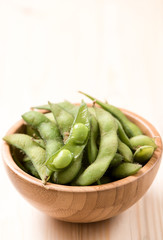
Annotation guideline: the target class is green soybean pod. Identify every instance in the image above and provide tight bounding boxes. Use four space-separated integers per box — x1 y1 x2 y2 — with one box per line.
49 102 98 165
3 134 50 182
111 163 142 179
52 153 83 184
133 145 154 164
46 101 90 171
26 112 56 140
52 149 73 170
45 112 55 123
26 125 40 138
75 107 118 186
87 109 99 164
22 155 40 178
22 111 63 160
109 153 124 168
58 101 79 116
118 138 133 162
130 135 157 150
115 119 132 148
79 91 142 137
32 138 45 149
32 101 79 116
48 102 74 140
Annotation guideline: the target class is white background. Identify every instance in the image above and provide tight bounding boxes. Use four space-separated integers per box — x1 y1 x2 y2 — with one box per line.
0 0 163 239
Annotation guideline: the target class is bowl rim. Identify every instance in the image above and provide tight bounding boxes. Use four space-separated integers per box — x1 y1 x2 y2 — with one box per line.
1 105 162 193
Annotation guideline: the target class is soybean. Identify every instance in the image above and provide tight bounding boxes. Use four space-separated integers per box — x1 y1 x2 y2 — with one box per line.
26 125 40 138
133 145 154 164
58 101 79 116
79 91 142 137
32 138 45 149
33 101 79 116
4 96 157 186
111 163 142 179
118 138 133 162
45 112 55 123
46 101 90 171
75 107 118 186
3 134 50 182
49 102 74 141
22 111 63 160
130 135 157 150
52 154 83 184
115 119 132 148
87 108 99 164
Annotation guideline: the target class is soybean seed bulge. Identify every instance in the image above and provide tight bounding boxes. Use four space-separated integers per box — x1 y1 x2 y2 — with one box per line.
133 146 155 164
53 149 73 169
71 123 89 144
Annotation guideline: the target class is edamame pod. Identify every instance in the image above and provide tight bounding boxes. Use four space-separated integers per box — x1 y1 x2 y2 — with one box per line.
111 163 142 179
22 155 40 178
32 101 79 116
48 102 74 141
52 149 73 170
46 101 90 171
133 145 154 164
3 134 50 182
45 112 55 123
52 153 83 184
87 111 99 164
49 102 98 164
58 101 79 116
26 126 46 148
115 119 132 148
22 111 63 160
118 138 133 162
32 138 45 149
75 107 118 186
79 91 142 137
26 125 40 138
130 135 157 150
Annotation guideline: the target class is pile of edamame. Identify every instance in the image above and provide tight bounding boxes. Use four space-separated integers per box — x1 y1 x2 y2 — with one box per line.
3 92 157 186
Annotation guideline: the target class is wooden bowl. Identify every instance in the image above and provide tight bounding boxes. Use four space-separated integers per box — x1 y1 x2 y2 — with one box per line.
1 107 162 223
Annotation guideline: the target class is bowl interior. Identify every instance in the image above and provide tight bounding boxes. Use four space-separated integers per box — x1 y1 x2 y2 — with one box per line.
2 106 162 193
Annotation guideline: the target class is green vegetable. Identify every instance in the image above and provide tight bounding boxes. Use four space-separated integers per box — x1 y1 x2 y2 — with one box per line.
49 102 74 140
4 95 156 186
111 163 142 179
118 138 133 162
3 134 50 183
133 145 154 164
130 135 157 149
22 111 63 160
79 91 142 137
46 101 90 172
75 107 118 186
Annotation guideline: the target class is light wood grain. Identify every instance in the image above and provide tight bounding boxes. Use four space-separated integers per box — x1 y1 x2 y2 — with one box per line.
0 0 163 238
2 108 162 223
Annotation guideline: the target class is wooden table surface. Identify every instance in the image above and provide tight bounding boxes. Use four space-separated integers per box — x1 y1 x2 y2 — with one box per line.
0 1 163 239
